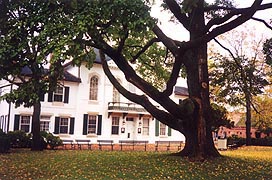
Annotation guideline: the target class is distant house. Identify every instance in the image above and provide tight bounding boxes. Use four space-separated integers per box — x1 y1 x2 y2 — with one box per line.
217 111 271 138
0 54 187 144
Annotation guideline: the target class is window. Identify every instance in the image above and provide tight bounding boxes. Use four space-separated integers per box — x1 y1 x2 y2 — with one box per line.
160 122 166 136
142 118 149 135
111 117 120 135
40 116 50 132
89 76 98 100
112 79 121 102
59 117 69 134
53 86 63 102
20 116 31 133
88 115 97 134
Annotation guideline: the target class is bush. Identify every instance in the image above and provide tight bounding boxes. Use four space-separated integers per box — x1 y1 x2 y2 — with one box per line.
0 130 11 153
252 137 272 146
7 130 31 148
40 131 63 150
227 135 246 147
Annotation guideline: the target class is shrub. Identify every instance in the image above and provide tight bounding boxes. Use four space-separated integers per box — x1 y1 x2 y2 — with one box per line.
40 131 63 150
7 130 31 148
252 137 272 146
227 135 246 147
0 129 11 153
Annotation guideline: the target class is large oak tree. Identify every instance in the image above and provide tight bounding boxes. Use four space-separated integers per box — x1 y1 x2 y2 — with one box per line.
68 0 272 160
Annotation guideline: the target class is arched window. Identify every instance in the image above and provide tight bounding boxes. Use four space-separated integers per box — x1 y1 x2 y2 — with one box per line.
112 79 121 102
89 76 98 100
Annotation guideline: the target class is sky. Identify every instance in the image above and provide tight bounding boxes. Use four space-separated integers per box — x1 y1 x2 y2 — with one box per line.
150 0 272 41
150 0 272 87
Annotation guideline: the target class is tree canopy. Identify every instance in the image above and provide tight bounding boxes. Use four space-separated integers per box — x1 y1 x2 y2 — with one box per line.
0 0 94 150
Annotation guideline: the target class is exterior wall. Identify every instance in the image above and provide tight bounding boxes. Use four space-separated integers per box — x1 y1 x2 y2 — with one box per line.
0 62 186 144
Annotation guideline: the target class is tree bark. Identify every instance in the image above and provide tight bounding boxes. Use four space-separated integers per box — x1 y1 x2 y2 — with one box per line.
31 101 43 151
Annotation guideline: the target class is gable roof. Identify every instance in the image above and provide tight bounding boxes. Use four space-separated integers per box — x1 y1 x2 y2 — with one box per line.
174 86 189 96
21 66 81 83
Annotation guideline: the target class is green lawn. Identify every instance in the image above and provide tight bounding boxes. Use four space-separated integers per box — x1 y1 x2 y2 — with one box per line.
0 146 271 180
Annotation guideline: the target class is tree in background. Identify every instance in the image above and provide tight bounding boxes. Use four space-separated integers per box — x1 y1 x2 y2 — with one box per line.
251 95 272 136
209 29 271 145
0 1 93 150
66 0 272 160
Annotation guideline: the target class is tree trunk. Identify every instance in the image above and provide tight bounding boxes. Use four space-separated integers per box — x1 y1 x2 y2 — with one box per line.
31 101 43 151
174 43 221 160
245 94 252 145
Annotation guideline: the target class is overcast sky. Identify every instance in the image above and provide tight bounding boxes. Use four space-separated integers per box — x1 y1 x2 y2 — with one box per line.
151 0 272 41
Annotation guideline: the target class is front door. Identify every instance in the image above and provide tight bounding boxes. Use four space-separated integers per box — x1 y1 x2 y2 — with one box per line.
126 117 135 139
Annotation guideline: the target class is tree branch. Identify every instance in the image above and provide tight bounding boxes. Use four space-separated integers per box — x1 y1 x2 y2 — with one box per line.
152 25 180 56
117 24 129 54
205 1 272 33
130 38 160 63
205 0 263 44
164 0 190 30
100 49 180 129
251 17 272 30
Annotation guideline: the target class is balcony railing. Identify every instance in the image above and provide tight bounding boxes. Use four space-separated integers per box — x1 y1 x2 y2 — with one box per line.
108 102 147 113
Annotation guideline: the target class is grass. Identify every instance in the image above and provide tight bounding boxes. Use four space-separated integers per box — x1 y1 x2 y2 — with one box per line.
0 146 271 180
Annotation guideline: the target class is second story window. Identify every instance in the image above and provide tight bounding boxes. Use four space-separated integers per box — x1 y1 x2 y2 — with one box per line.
48 86 70 104
112 78 121 102
89 76 98 100
53 86 63 102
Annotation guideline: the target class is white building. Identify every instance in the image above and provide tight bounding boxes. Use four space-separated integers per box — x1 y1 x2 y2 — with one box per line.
0 54 187 144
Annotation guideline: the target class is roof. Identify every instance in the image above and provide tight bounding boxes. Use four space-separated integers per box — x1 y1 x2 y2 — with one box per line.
63 48 112 68
93 48 112 64
174 86 189 96
21 66 81 83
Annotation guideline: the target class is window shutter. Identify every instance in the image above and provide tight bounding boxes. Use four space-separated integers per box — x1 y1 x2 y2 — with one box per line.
97 115 102 135
14 115 20 131
69 117 75 134
64 87 70 103
54 117 60 134
168 126 172 136
155 119 159 136
48 92 53 102
83 114 88 135
40 93 45 102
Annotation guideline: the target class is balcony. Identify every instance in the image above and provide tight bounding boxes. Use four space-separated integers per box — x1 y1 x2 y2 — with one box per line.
108 102 147 113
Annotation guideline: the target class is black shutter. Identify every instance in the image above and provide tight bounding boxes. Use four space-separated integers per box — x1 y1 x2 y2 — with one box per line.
48 92 53 102
14 115 20 131
168 127 172 136
97 115 102 135
69 117 75 134
155 119 159 136
40 93 45 102
54 117 60 134
83 114 88 135
64 87 69 103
